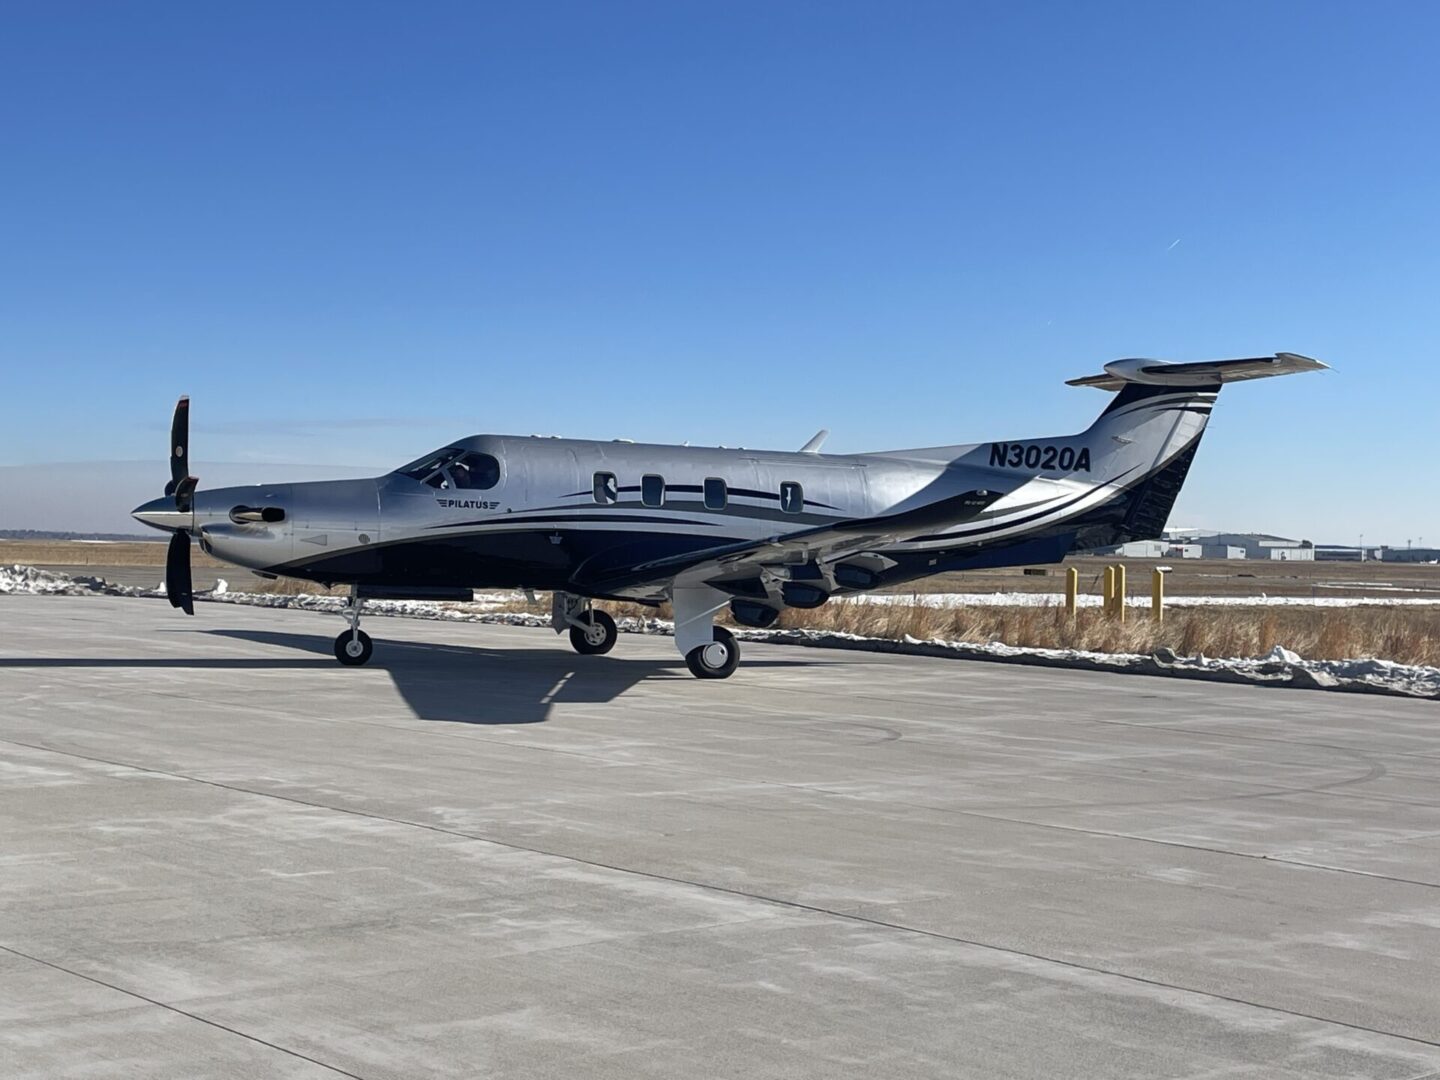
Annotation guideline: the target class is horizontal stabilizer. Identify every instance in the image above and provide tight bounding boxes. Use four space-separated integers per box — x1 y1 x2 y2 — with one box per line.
1067 353 1328 391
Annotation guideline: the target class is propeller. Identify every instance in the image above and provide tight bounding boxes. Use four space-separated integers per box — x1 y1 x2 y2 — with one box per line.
165 530 194 616
164 396 198 615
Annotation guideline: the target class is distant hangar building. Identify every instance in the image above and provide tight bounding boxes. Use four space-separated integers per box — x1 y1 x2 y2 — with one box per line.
1188 533 1315 561
1100 533 1315 560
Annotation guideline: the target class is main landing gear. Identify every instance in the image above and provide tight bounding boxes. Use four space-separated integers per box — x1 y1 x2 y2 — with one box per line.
684 625 739 679
673 583 740 680
334 588 374 666
554 588 740 678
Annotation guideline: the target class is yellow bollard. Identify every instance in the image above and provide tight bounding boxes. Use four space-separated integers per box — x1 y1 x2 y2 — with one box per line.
1114 563 1127 623
1065 566 1079 621
1102 565 1115 618
1152 567 1164 623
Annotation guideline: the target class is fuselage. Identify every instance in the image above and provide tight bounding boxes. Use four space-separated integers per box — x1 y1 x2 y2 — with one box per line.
135 431 1112 599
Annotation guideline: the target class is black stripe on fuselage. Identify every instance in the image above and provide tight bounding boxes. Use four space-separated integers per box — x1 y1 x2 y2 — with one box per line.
558 484 839 510
425 500 844 530
428 512 726 531
902 461 1145 545
267 526 751 593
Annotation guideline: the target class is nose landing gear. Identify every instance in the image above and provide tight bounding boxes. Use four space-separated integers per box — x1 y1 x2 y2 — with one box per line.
554 593 618 655
334 588 374 666
569 610 618 655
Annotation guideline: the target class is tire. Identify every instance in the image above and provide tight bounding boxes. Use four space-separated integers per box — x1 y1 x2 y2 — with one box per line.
569 610 617 655
334 629 374 666
684 626 739 679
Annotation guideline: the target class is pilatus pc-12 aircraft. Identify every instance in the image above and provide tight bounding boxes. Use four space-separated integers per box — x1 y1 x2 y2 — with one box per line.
133 353 1325 678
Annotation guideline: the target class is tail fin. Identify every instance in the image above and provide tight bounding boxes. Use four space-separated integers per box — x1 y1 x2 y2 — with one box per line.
1066 353 1327 546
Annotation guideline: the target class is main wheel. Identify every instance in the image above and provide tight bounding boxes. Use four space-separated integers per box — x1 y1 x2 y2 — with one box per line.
684 626 739 679
334 629 374 666
569 610 618 655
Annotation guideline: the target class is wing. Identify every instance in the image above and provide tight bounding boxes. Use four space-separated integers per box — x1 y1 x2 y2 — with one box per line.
573 488 1004 597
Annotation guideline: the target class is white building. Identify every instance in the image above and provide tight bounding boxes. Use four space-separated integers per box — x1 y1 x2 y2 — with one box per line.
1090 532 1314 560
1188 533 1314 561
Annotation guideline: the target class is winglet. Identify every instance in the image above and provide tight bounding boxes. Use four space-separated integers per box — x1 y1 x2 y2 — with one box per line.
799 429 829 453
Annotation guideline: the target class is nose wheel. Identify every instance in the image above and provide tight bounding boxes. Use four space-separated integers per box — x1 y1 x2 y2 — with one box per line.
334 588 374 665
334 628 374 666
569 610 618 655
685 626 739 679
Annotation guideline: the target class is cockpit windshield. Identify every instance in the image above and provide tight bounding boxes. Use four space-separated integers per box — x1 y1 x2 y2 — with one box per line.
394 447 501 491
396 447 465 480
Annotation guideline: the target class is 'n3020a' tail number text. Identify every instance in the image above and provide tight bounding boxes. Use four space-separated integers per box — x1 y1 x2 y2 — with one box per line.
989 443 1091 472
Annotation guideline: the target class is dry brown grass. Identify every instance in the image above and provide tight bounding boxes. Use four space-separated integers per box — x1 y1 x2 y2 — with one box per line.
1 539 227 569
480 591 1440 667
249 577 351 596
774 601 1440 667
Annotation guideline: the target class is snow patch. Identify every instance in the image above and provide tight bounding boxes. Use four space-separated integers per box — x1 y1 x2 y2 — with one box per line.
852 592 1440 609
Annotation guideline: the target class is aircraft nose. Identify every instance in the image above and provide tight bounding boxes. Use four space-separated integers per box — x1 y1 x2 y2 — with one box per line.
131 496 193 533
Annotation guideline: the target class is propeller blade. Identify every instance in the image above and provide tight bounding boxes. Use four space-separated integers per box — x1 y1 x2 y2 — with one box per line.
165 396 190 496
165 531 194 616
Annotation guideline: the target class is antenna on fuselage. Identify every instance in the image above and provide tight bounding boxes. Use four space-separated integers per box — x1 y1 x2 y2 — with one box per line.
799 429 829 453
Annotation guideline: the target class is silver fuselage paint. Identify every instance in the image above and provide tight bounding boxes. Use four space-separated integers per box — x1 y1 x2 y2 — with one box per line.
162 386 1209 597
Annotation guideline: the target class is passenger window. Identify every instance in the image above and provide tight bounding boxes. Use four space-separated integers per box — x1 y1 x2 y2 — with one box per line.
703 477 727 510
449 453 500 490
641 474 665 507
780 481 803 513
593 471 618 505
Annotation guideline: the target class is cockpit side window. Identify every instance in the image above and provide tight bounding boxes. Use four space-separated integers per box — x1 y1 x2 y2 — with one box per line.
448 453 501 490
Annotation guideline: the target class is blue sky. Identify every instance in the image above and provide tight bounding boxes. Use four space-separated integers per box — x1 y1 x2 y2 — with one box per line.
1 1 1436 544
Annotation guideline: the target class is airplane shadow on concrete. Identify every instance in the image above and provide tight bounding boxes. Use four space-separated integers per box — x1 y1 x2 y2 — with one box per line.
0 627 810 725
203 628 812 725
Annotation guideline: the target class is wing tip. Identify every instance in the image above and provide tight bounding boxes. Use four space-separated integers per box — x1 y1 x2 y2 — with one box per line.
1275 352 1331 372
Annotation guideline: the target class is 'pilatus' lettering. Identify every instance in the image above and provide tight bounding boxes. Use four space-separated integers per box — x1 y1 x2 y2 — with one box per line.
436 498 500 510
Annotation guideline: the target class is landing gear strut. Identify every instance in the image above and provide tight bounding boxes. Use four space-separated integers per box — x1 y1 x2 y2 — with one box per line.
673 583 740 679
334 587 374 666
554 593 618 655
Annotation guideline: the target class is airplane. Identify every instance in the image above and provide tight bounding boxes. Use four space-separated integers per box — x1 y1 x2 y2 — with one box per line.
132 352 1326 679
